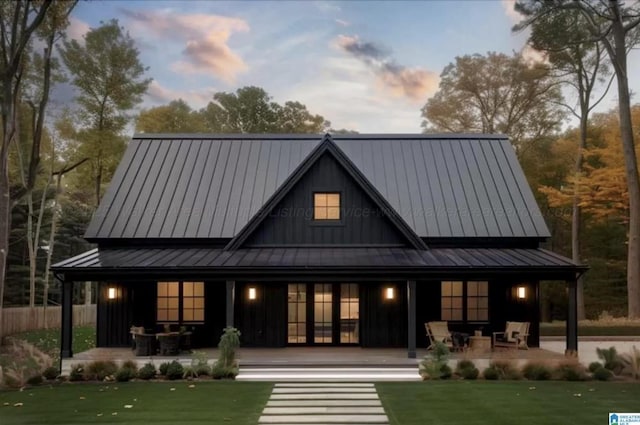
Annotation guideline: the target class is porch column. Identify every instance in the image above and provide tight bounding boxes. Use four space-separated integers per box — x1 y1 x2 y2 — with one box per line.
407 280 416 359
60 276 73 359
566 278 578 355
226 280 235 327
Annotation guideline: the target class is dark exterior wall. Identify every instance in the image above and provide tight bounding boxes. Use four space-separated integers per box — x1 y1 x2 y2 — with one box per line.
97 282 133 347
360 283 407 347
414 279 540 349
245 154 407 247
235 282 287 347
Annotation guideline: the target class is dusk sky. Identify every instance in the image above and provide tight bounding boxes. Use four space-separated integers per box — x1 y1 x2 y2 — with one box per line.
65 0 640 133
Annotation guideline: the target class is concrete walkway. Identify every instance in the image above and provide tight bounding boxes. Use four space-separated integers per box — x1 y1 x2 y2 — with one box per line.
259 383 389 424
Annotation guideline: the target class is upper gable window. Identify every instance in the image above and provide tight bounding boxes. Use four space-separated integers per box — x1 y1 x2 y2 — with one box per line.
314 193 340 220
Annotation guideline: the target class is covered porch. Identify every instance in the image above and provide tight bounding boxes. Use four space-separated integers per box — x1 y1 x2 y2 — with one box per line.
52 247 587 361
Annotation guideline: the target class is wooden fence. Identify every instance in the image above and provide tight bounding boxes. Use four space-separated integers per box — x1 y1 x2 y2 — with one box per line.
0 305 96 338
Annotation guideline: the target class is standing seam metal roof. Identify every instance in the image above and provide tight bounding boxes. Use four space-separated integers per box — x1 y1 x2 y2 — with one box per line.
84 134 550 240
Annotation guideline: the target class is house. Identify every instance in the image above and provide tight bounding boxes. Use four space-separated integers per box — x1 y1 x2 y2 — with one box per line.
52 133 585 358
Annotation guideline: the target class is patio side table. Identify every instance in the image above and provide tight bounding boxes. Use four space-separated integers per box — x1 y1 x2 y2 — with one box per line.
469 336 491 353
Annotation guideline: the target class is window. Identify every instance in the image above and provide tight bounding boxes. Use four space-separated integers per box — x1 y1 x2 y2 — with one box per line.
157 281 204 323
314 193 340 220
288 284 307 344
441 280 488 322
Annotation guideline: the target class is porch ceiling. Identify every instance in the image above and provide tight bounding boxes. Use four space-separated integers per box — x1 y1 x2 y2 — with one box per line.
52 247 585 280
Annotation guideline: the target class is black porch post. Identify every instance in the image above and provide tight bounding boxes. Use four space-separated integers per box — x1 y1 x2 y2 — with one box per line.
566 278 578 355
60 276 73 359
226 280 235 327
407 280 417 359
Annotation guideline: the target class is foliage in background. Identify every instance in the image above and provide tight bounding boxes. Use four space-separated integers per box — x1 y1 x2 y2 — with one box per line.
419 341 451 380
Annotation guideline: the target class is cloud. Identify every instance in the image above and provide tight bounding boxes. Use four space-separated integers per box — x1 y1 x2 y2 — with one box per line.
502 0 524 24
335 35 439 102
335 19 350 27
121 9 249 83
145 81 217 108
67 16 90 41
314 1 341 13
521 44 548 65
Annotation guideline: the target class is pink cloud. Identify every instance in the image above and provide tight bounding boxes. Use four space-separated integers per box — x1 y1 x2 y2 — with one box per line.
121 9 249 83
335 35 438 102
67 16 90 41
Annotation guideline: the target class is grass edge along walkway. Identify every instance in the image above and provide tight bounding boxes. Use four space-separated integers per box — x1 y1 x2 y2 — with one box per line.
377 381 640 425
0 381 272 425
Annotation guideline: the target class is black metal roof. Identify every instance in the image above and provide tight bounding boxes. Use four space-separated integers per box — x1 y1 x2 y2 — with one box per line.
84 133 550 241
52 247 583 279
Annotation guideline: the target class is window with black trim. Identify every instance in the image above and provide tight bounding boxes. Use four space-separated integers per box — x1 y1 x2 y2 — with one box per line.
314 192 340 220
157 281 204 324
441 280 488 322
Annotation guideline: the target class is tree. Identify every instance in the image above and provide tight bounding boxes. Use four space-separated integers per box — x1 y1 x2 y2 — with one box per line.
136 99 206 133
0 0 55 334
200 86 330 133
60 19 151 206
515 1 613 320
515 1 640 318
421 52 565 153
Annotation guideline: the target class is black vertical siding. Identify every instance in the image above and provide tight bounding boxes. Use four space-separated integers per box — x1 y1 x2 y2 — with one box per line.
360 283 407 347
97 282 133 347
235 282 287 347
204 282 227 347
244 154 408 246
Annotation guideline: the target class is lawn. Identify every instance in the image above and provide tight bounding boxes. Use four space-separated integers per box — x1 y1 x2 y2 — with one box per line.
5 326 96 363
377 381 640 425
0 381 272 425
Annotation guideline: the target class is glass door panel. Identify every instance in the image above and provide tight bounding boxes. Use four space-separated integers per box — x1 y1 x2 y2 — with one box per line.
340 283 359 343
314 284 332 343
287 284 306 343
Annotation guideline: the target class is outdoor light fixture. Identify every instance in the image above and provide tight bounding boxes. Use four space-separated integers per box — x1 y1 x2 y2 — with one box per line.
108 287 116 300
248 287 257 300
517 286 526 300
385 287 395 300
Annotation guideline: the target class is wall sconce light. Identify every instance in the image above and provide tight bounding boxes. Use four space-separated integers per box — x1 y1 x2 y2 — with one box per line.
248 287 257 301
385 287 395 300
517 286 526 300
108 287 116 300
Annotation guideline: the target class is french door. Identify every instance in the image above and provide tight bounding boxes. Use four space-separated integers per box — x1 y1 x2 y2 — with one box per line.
287 283 359 345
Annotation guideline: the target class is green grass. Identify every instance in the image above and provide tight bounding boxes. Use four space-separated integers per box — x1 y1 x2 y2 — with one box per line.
7 326 96 362
0 382 272 424
377 381 640 425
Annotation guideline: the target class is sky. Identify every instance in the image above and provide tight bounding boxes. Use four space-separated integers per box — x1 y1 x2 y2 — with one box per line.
63 0 640 134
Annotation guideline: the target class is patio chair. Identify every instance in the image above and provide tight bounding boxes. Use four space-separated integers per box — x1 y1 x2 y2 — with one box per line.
492 321 530 350
425 321 454 351
130 326 156 356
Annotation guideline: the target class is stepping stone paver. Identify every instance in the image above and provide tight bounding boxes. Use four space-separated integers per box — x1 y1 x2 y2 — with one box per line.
259 382 389 425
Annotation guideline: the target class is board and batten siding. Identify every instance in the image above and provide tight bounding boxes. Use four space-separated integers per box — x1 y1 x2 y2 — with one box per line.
244 153 408 247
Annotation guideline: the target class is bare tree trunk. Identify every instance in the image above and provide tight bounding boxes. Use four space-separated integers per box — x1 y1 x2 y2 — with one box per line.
42 174 62 326
27 191 36 308
610 16 640 318
573 115 588 320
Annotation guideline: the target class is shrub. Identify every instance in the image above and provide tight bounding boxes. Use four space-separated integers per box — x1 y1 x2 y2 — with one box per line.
121 360 138 373
0 339 54 389
588 362 603 373
115 367 136 382
621 346 640 380
483 366 499 380
555 361 587 381
490 360 521 380
182 366 197 380
455 360 479 380
592 366 613 381
42 366 58 380
85 360 118 381
211 364 239 379
522 362 552 381
596 347 624 375
419 342 450 380
158 362 170 376
217 327 241 369
69 364 85 382
137 363 156 380
195 364 211 377
26 375 44 386
165 360 184 380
